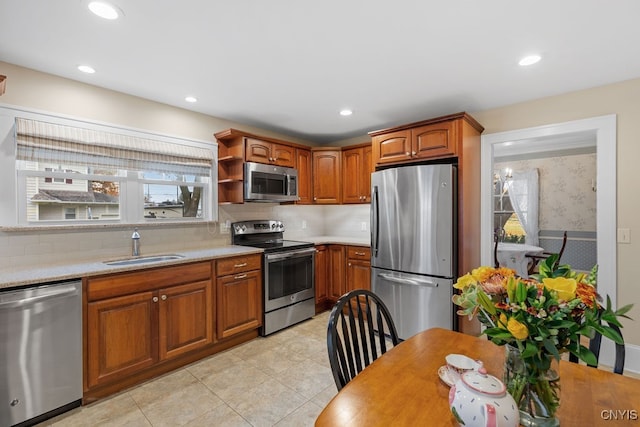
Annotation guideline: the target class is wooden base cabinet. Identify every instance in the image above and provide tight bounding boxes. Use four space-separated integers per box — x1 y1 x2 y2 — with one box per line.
346 246 371 292
314 245 329 313
86 291 157 389
84 257 262 403
328 245 346 300
215 254 262 339
159 281 213 360
85 262 214 390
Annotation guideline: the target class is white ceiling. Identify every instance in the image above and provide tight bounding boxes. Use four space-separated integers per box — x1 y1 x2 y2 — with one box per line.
1 1 640 144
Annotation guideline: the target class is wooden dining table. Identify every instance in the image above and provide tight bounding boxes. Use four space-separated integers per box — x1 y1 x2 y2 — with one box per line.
315 328 640 426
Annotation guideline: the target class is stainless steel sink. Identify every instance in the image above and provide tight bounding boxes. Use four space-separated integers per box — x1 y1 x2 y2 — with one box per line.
103 254 186 266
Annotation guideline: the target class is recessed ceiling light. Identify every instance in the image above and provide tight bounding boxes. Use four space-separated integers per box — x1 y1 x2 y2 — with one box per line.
339 109 353 116
88 1 121 20
185 96 198 103
519 55 541 66
77 65 96 74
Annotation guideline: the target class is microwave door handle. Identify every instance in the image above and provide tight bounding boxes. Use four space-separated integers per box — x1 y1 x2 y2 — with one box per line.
286 174 292 196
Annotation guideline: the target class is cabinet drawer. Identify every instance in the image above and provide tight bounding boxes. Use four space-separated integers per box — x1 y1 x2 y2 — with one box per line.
216 254 262 276
347 246 371 260
87 261 212 301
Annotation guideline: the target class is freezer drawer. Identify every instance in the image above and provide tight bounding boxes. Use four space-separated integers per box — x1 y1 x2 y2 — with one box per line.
372 268 453 340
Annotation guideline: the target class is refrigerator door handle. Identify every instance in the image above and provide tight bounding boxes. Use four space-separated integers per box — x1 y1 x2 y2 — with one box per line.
377 273 439 288
372 185 379 256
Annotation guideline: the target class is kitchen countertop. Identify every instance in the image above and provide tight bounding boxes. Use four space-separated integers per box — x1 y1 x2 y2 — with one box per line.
0 236 370 291
0 246 263 290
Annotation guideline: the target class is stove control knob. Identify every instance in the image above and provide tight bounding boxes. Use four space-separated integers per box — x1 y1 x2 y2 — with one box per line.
271 223 276 229
241 225 246 231
279 223 284 229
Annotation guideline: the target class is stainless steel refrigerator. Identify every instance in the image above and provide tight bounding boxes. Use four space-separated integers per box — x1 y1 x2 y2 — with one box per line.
371 164 455 340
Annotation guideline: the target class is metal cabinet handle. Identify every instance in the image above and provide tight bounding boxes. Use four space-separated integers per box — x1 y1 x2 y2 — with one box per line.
355 251 366 256
234 274 248 280
234 262 248 268
314 197 317 201
152 296 159 303
348 262 352 266
412 151 417 156
405 151 410 156
161 295 167 301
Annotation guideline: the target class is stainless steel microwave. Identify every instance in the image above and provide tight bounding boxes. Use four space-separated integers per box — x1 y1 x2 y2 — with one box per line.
244 162 299 202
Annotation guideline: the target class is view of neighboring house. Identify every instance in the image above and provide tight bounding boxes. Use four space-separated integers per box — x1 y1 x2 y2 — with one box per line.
26 163 120 221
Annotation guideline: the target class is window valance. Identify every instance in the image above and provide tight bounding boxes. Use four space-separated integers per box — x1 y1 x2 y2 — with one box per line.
15 117 213 176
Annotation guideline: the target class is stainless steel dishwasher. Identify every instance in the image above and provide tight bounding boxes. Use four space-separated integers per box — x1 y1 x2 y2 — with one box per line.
1 280 82 426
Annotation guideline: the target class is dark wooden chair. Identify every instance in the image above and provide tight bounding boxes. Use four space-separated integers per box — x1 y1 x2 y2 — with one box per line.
569 317 626 374
327 289 401 391
526 231 568 275
493 231 500 268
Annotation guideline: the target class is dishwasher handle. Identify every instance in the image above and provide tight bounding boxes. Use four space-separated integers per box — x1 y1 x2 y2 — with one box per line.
0 284 80 309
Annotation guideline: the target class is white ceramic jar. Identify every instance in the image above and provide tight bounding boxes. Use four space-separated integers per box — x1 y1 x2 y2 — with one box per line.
448 367 519 427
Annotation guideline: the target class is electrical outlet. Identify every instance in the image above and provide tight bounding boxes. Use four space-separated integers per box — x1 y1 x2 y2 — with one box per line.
617 228 630 243
361 221 367 231
302 220 307 229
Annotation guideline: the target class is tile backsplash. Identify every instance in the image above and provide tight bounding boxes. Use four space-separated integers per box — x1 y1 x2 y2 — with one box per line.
0 204 371 270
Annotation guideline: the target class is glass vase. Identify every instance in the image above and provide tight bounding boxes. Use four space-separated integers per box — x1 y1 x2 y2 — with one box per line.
503 345 561 427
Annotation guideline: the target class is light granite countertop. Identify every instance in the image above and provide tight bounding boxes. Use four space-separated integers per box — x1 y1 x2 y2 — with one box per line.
0 246 263 290
0 236 370 291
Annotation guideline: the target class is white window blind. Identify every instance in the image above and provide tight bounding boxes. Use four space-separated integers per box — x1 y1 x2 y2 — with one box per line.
15 117 213 176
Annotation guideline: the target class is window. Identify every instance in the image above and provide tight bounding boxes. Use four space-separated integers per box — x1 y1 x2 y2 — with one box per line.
493 168 539 246
11 113 216 226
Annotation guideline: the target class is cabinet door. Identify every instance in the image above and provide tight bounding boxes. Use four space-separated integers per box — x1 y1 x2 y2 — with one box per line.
362 145 373 203
272 143 296 167
158 280 213 360
312 150 341 204
346 246 371 291
341 147 363 204
412 121 456 159
296 148 313 204
216 270 262 339
245 137 273 164
328 245 346 300
346 258 371 292
371 130 412 166
87 291 157 388
314 245 328 308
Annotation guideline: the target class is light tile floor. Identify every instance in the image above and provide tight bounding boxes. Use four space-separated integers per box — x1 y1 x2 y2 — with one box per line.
41 311 337 427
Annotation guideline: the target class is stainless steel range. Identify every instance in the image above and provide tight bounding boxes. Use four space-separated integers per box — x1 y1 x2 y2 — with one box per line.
231 220 315 336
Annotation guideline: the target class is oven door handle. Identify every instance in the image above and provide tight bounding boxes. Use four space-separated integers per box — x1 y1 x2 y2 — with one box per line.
265 247 316 261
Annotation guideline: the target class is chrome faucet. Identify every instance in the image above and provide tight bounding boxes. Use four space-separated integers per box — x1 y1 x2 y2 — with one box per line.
132 228 141 256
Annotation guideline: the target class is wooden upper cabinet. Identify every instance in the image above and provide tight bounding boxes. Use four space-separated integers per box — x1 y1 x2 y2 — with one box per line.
296 148 312 204
371 130 412 165
342 144 372 204
369 112 482 168
245 137 295 167
412 120 456 159
312 149 341 204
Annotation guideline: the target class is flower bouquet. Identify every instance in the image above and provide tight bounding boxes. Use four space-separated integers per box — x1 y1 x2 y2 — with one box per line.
452 254 633 426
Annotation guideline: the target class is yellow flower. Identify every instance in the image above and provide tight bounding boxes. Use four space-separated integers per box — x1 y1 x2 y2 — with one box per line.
543 277 577 301
498 313 508 329
453 273 477 290
507 317 529 339
472 266 494 282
